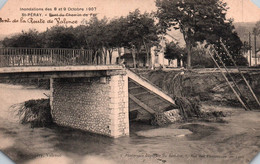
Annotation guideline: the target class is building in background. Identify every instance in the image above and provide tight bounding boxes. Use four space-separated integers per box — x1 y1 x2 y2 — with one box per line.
118 39 182 69
244 50 260 66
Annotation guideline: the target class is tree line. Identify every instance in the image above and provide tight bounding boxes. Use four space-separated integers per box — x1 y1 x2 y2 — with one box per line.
3 0 251 68
3 9 159 67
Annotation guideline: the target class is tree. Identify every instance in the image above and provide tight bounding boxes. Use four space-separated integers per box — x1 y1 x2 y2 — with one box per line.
123 9 159 68
3 29 43 48
253 20 260 54
191 44 215 68
213 22 248 66
45 26 79 48
73 16 128 64
86 16 109 64
253 20 260 36
105 17 128 64
156 0 230 68
72 25 89 49
165 41 186 67
74 16 111 64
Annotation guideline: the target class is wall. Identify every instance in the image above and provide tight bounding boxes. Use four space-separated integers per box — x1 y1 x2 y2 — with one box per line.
50 73 129 138
245 51 260 66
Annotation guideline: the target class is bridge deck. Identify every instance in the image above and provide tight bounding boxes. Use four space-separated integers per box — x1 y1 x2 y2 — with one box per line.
0 65 125 78
0 65 123 73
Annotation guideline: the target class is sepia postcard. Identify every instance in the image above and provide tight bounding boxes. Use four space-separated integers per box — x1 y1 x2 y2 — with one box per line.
0 0 260 164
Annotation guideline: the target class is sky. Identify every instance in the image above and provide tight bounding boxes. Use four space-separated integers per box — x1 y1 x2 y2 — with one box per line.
0 0 260 36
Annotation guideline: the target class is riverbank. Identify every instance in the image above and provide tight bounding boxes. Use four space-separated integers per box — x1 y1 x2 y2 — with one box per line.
138 69 260 109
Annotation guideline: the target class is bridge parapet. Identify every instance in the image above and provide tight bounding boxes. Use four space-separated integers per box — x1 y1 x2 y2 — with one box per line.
0 47 108 67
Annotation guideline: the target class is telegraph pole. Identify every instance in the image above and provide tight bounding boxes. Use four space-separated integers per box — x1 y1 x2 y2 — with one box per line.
255 32 257 66
249 32 251 66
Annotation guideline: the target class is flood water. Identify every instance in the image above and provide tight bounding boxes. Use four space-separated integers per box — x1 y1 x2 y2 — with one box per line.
0 83 260 164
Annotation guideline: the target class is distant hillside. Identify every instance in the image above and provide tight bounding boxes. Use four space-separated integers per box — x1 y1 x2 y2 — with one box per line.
166 22 260 50
233 22 260 49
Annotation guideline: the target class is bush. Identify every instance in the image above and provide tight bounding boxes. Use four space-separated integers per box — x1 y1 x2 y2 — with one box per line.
16 99 53 127
174 96 202 120
191 48 215 68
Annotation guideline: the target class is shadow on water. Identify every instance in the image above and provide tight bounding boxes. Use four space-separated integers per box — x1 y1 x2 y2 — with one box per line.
1 123 116 163
48 124 115 155
48 121 157 155
14 121 157 163
179 123 218 140
129 121 157 135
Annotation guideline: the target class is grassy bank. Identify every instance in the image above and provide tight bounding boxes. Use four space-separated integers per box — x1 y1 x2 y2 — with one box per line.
141 70 260 109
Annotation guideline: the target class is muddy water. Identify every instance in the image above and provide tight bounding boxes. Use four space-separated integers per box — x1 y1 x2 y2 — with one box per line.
0 83 260 164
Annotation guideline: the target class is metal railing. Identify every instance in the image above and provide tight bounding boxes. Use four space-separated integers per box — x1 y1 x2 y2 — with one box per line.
0 47 106 67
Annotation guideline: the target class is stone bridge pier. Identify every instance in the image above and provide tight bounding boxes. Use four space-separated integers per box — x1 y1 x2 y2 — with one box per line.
49 70 129 138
